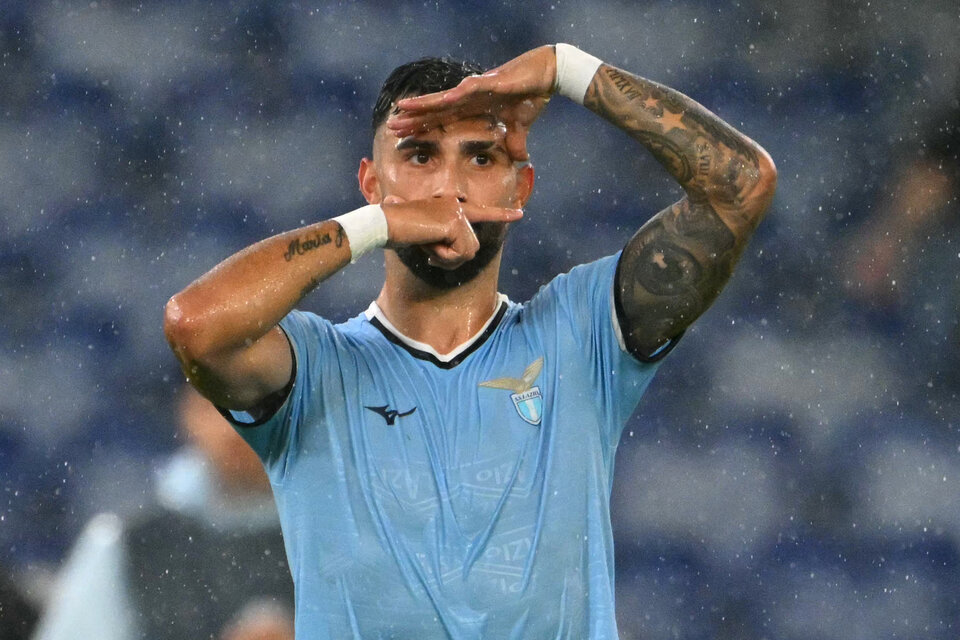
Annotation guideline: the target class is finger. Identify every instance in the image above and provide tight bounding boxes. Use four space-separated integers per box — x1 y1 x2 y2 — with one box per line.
397 75 485 112
505 127 530 162
439 75 500 104
386 114 436 133
426 244 469 270
461 205 523 224
449 71 522 100
396 87 462 113
386 113 447 137
449 228 480 262
390 102 474 128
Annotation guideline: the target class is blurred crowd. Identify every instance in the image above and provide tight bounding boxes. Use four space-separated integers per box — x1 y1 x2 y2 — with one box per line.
1 0 958 638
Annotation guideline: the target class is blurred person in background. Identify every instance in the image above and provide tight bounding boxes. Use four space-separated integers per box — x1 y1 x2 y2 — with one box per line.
33 385 293 640
843 97 960 411
165 44 775 638
0 563 38 640
219 599 295 640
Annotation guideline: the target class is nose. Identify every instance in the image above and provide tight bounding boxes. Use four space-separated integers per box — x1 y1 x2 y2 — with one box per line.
431 164 466 202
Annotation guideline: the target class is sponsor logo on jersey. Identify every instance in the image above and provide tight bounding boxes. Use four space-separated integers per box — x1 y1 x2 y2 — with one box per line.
365 405 416 425
479 357 545 426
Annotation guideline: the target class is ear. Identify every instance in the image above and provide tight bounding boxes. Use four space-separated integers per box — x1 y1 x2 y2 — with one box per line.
358 157 381 204
515 163 535 208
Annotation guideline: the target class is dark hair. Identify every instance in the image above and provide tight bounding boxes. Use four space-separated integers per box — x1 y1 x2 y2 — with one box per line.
371 57 484 134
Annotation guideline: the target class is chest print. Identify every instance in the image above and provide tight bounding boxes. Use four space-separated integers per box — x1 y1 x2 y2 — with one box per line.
479 357 545 426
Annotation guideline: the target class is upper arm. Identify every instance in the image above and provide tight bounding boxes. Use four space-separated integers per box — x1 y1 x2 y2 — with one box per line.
581 60 778 356
164 300 294 412
615 196 742 357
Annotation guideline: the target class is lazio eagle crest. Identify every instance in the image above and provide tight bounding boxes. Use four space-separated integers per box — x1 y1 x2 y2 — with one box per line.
479 357 544 426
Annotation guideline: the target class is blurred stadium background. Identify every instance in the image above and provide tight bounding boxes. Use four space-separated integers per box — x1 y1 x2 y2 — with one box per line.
2 0 959 637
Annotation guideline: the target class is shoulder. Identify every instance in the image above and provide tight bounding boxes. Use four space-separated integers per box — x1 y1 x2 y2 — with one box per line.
504 254 623 352
523 253 621 312
280 306 376 348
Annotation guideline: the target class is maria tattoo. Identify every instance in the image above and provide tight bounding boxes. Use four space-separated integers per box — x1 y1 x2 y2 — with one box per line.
282 227 345 262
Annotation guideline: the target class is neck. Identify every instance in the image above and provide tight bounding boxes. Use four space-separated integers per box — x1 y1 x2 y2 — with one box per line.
375 251 503 355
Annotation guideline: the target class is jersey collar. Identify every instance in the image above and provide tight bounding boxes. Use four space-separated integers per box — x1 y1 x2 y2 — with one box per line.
365 294 509 369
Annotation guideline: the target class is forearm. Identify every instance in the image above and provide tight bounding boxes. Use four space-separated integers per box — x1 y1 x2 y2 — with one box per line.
558 49 776 354
581 63 776 228
164 220 350 362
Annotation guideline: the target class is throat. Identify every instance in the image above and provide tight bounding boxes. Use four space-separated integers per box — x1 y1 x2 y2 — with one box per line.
368 292 508 363
377 251 505 356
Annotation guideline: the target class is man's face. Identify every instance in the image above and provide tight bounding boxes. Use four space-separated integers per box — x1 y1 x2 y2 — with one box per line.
362 115 532 288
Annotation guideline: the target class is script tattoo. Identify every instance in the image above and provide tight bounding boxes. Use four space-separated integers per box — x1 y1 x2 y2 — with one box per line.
583 63 771 355
282 227 345 262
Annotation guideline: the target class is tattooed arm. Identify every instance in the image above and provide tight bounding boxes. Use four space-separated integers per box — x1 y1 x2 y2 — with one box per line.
390 46 776 358
583 66 777 357
163 219 350 412
165 198 520 411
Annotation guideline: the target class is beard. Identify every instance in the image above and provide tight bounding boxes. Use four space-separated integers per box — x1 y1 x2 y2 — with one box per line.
394 222 507 290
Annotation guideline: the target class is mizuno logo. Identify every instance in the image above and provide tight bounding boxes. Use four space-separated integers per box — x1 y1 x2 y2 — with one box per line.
365 405 417 426
479 357 545 426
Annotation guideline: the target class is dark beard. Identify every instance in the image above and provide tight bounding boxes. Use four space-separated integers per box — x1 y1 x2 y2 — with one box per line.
394 222 506 290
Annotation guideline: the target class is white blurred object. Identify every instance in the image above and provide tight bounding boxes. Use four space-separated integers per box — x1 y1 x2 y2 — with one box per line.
712 330 896 454
613 441 782 563
765 559 941 640
853 435 960 542
0 121 98 239
32 512 134 640
37 2 218 108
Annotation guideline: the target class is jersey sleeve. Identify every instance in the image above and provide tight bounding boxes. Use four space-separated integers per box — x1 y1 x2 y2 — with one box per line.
526 252 676 442
221 309 338 483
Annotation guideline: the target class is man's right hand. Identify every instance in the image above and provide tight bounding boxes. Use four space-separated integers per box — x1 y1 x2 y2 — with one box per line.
381 195 522 269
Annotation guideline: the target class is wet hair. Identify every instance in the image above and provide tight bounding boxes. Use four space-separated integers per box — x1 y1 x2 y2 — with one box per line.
371 57 484 134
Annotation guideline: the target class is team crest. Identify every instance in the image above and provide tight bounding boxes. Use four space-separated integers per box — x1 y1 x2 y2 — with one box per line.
479 357 545 426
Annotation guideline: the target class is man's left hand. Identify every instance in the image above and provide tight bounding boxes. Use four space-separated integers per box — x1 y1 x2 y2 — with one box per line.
387 45 557 162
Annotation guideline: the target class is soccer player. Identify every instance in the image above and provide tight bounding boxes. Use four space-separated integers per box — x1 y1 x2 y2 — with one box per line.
165 44 776 639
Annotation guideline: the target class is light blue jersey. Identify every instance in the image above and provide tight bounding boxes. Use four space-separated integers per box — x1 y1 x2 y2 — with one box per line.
227 253 672 639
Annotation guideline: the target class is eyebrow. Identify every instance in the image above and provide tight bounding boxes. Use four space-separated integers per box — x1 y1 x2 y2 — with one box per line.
395 138 438 153
461 140 498 154
395 138 506 156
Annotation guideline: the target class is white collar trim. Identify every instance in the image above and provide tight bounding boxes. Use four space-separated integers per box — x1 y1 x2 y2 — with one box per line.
364 293 509 363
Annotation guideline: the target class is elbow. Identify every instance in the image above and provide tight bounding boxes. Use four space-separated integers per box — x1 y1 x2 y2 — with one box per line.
737 146 777 225
163 295 207 365
755 147 778 200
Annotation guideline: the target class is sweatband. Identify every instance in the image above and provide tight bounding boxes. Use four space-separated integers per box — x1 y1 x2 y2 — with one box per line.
332 204 388 263
554 43 603 105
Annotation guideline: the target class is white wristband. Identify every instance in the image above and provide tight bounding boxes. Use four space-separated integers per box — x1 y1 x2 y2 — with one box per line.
332 204 388 263
554 43 603 105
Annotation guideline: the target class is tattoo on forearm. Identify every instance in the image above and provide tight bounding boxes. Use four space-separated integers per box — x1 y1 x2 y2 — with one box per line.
634 131 693 184
605 68 645 103
585 65 764 211
299 276 321 300
604 68 687 115
584 63 773 352
680 106 759 166
282 227 345 262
